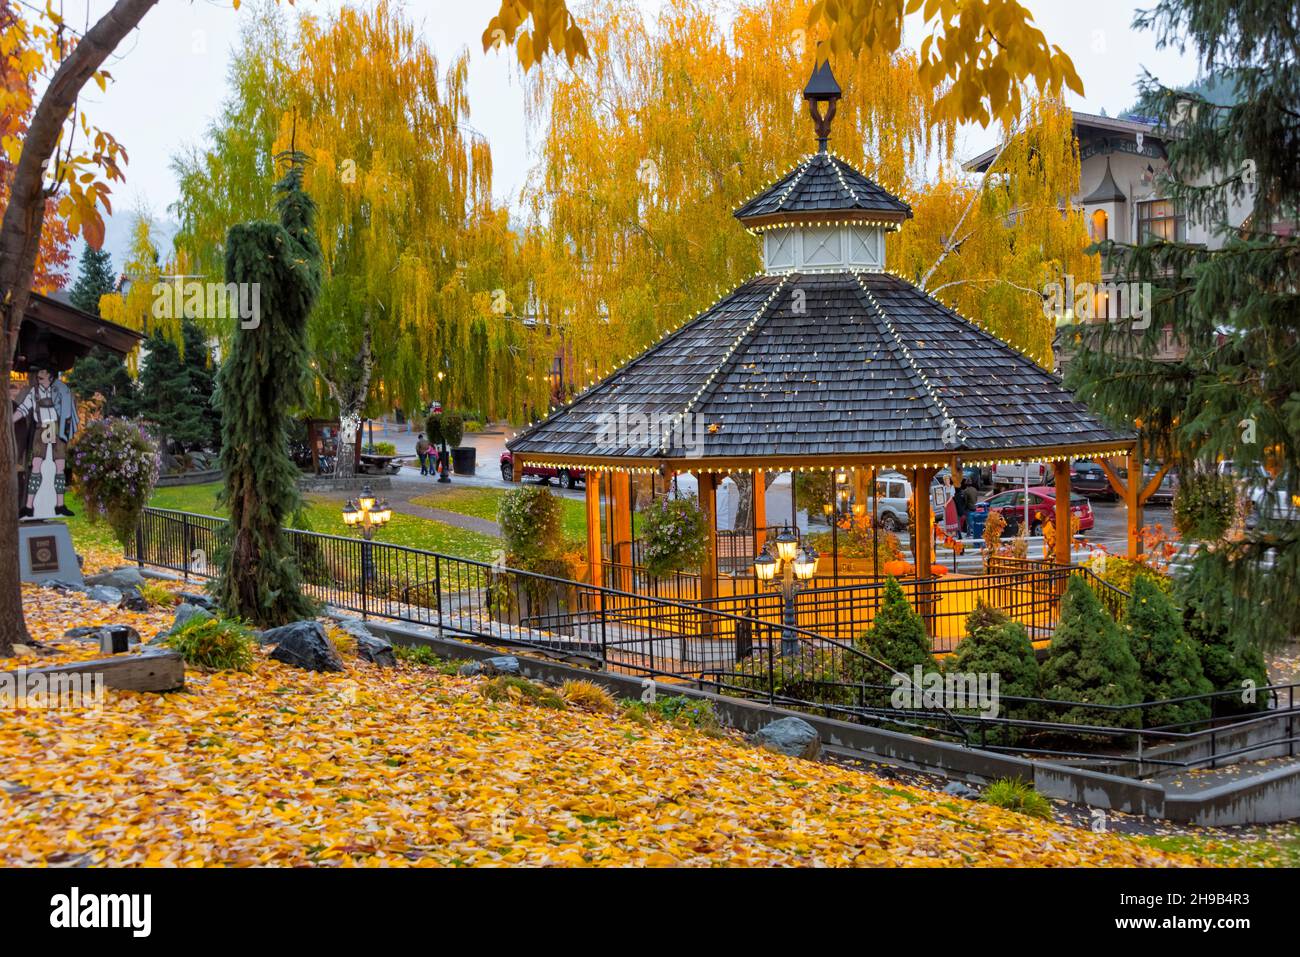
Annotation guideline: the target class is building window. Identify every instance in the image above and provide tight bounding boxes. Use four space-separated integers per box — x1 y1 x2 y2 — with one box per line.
1089 209 1108 243
1137 199 1185 242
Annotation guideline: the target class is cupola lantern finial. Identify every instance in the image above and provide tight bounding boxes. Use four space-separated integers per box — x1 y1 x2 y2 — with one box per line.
803 60 842 152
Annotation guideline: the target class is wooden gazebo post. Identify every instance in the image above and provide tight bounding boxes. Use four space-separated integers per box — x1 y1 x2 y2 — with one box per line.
753 470 767 553
610 469 633 591
1052 460 1073 565
585 471 604 587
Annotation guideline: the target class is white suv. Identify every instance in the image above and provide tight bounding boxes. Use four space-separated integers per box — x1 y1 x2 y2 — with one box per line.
993 461 1049 487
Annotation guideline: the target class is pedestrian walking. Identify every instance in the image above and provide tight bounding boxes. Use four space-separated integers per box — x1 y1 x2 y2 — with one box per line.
955 477 970 534
415 433 431 476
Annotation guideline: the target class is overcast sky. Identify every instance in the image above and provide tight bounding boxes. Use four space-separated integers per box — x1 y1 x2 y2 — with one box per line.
59 0 1204 266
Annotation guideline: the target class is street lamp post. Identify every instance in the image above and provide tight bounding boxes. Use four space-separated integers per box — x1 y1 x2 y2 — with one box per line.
342 484 391 582
754 529 817 657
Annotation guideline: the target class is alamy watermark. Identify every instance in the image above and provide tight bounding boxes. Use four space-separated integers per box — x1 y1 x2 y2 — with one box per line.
890 666 1000 719
595 404 706 458
1 667 104 712
153 279 261 329
1042 276 1151 330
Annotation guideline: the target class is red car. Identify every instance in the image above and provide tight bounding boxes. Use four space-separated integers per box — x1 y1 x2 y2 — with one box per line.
977 485 1094 535
499 451 586 489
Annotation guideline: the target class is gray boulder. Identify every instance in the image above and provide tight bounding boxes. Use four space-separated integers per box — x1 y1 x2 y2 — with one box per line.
85 567 145 590
118 586 150 612
458 655 521 677
43 578 86 593
85 585 123 606
267 621 344 673
355 633 396 668
754 717 821 760
178 592 218 612
168 604 209 635
943 781 981 800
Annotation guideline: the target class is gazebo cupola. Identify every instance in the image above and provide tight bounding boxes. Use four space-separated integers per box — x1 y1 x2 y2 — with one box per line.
734 61 912 276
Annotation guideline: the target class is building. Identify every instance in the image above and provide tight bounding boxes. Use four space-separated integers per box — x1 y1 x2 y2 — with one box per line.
964 111 1255 370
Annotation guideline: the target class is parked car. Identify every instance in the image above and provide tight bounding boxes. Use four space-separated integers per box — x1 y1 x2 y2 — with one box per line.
969 486 1095 538
498 451 586 489
933 465 989 491
1068 459 1119 500
1141 464 1178 506
861 472 952 533
992 460 1049 487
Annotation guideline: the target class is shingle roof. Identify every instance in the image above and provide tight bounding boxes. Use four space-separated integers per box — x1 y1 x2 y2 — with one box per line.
733 152 912 226
508 271 1131 465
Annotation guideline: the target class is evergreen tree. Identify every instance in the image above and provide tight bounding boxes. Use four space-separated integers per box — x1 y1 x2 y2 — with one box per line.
66 241 136 416
66 348 137 417
1125 576 1212 728
1184 591 1269 717
132 320 220 451
857 577 933 707
68 240 117 316
212 152 320 627
950 602 1040 739
1040 577 1143 728
1064 0 1300 650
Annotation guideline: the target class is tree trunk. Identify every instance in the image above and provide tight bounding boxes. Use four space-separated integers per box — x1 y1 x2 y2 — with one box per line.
322 319 373 480
0 0 160 656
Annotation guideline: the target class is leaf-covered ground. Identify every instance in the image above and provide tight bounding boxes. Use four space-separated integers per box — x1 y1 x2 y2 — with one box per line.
0 580 1224 868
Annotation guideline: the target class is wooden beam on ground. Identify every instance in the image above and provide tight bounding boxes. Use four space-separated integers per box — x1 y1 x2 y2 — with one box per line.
3 648 185 694
1053 460 1073 566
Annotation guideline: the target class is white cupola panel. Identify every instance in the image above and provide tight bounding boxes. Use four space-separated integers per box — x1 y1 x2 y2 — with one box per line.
762 224 886 274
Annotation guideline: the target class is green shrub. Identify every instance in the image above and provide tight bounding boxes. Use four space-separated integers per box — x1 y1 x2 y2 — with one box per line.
1040 576 1142 728
857 577 933 707
949 609 1040 740
365 440 397 456
1183 593 1269 717
1125 576 1212 728
394 644 462 674
1085 553 1174 598
649 695 723 733
1173 470 1238 540
424 411 464 448
639 495 709 579
731 646 856 711
463 420 484 434
163 612 257 672
981 778 1054 820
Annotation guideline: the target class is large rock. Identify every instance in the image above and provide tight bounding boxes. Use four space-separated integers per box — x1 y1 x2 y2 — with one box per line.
43 578 86 594
118 586 150 612
354 633 396 668
943 781 980 800
168 604 209 636
754 717 821 760
85 585 123 606
266 621 344 673
335 617 396 667
85 567 146 590
458 655 521 678
178 591 218 612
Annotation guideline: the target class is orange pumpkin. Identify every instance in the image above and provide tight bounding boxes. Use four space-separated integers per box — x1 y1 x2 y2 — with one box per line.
931 564 949 577
882 560 914 577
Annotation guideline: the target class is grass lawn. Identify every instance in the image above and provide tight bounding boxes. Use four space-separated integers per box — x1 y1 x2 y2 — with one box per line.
411 485 588 541
64 481 503 565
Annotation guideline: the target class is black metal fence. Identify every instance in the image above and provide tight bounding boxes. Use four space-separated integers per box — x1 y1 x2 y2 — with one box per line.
128 507 1300 775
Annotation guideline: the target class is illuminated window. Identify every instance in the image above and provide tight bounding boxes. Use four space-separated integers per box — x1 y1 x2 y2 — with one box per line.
1137 199 1185 242
1089 209 1108 242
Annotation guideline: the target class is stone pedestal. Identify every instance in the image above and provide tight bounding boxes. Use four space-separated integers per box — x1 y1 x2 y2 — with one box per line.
18 520 82 585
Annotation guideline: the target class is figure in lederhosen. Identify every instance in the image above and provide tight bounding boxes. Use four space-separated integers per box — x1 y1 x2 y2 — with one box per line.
12 366 78 519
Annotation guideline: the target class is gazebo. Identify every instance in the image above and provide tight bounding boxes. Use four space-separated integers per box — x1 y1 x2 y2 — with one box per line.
508 65 1145 640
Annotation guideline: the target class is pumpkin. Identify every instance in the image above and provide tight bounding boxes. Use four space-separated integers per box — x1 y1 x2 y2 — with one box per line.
930 564 949 577
882 560 914 577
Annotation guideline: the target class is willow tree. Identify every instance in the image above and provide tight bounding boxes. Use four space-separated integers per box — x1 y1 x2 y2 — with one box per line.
520 0 959 395
213 153 320 627
894 98 1099 366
